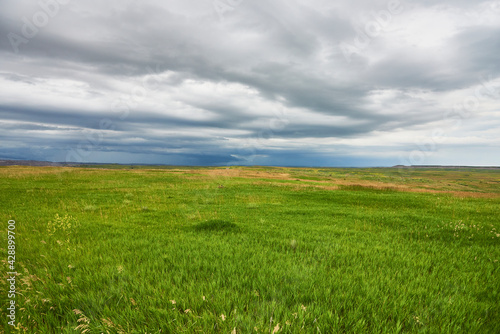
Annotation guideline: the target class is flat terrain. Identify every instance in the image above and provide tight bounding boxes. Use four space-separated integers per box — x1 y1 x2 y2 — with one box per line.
1 166 499 333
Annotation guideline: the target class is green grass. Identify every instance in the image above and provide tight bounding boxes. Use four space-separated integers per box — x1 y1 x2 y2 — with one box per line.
0 166 499 333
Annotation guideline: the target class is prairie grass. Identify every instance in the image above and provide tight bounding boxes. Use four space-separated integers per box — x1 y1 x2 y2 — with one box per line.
0 166 499 333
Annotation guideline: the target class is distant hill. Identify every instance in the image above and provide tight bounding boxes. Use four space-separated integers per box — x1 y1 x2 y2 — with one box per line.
0 160 74 167
1 160 499 169
393 165 500 169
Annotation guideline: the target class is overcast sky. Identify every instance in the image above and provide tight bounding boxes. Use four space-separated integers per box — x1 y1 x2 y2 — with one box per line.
1 0 499 166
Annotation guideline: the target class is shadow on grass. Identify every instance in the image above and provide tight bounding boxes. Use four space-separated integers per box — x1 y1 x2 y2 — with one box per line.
192 219 240 233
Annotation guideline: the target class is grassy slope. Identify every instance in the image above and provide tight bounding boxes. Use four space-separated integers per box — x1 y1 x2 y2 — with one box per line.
0 166 499 333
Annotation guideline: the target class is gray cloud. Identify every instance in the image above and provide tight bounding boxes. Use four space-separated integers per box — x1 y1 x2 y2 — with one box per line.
0 0 499 166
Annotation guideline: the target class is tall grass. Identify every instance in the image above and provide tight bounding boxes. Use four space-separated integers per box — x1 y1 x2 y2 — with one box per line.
0 166 499 333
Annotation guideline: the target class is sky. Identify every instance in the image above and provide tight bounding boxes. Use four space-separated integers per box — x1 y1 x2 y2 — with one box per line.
1 0 499 167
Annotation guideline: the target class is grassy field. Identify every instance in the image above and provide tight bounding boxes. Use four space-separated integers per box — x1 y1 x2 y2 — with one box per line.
1 166 499 333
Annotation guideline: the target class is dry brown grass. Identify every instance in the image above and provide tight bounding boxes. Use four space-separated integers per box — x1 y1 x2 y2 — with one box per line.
249 176 500 198
193 168 291 180
2 166 498 198
179 167 500 198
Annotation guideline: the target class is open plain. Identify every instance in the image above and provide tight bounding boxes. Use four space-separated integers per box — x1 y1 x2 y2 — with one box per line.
1 165 499 333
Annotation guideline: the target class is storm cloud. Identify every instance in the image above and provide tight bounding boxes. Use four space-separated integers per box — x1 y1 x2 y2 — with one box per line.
1 0 499 166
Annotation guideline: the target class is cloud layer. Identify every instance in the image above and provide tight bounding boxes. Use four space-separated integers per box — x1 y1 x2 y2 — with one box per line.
1 0 500 166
